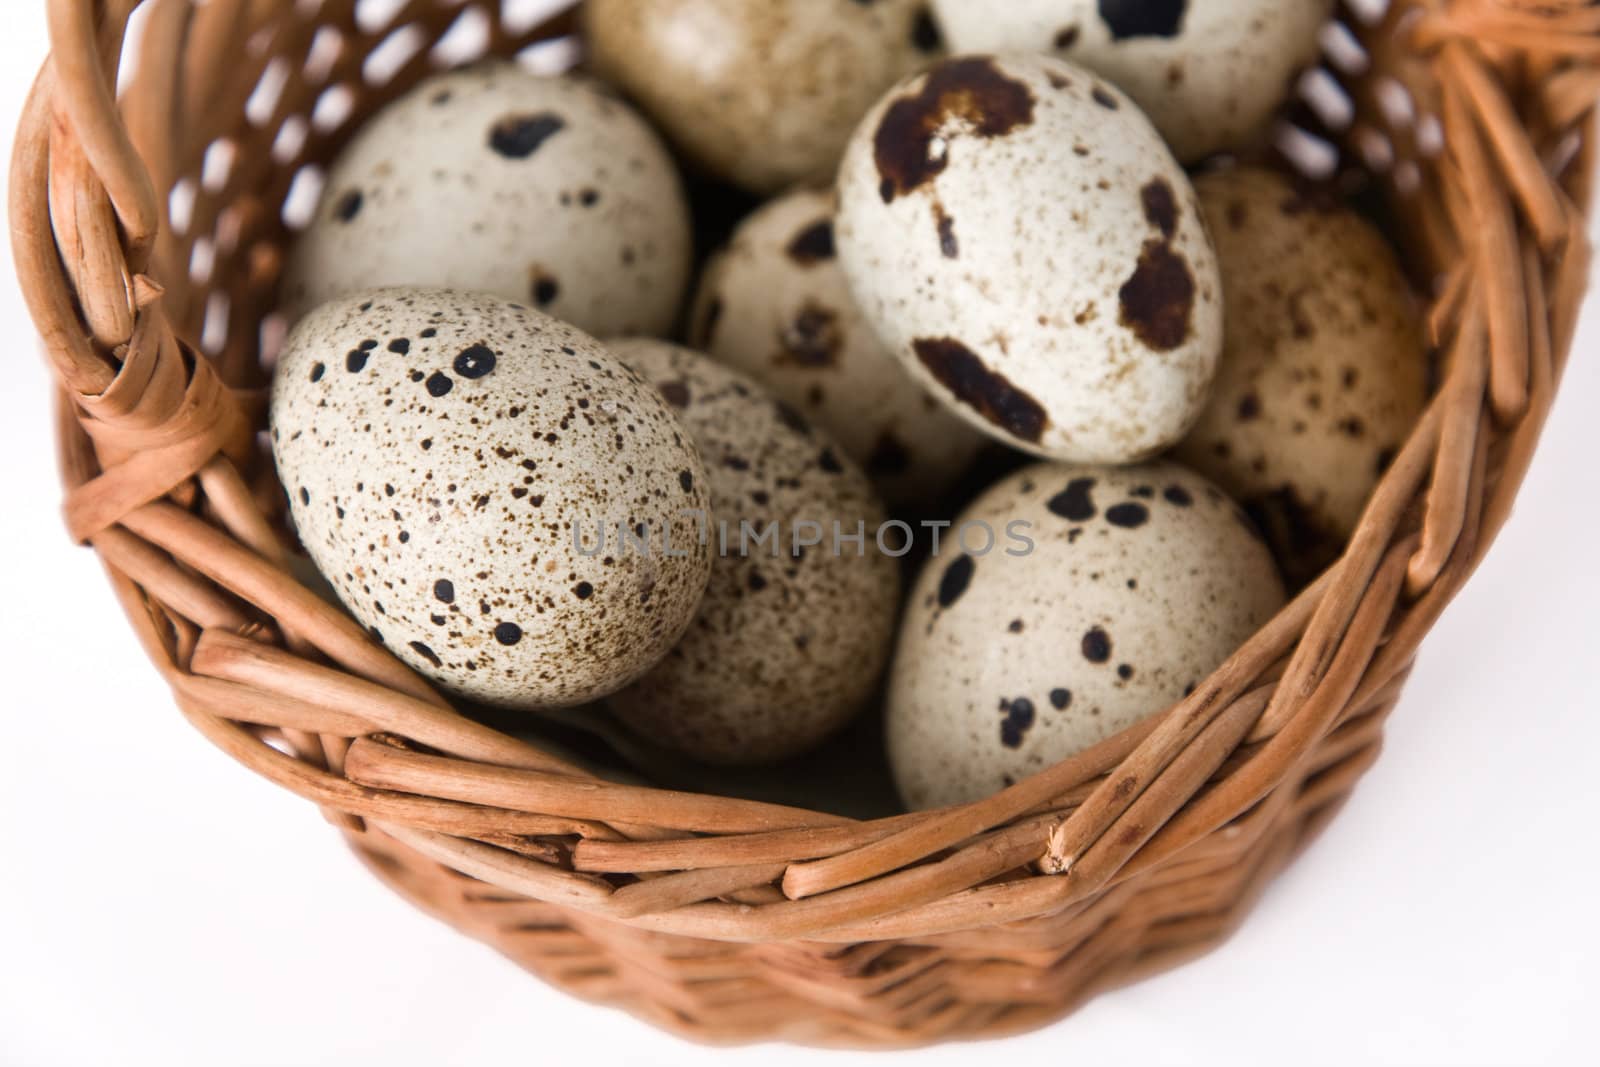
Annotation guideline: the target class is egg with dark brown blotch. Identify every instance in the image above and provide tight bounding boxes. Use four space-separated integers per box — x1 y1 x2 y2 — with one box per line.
691 188 986 508
888 460 1285 810
929 0 1333 163
270 288 713 709
1173 167 1428 585
836 53 1223 464
282 63 691 338
606 339 902 766
584 0 943 194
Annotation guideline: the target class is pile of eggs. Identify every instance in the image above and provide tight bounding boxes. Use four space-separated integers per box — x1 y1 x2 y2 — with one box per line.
269 0 1426 811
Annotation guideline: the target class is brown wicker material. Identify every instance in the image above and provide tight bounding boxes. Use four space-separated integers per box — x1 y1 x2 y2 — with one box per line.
10 0 1598 1048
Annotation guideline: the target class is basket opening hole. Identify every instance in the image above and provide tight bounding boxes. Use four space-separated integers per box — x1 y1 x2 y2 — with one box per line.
168 178 196 237
431 5 491 68
503 0 571 35
1354 126 1396 172
1374 76 1417 131
273 115 310 164
201 291 232 356
1319 20 1369 76
1343 0 1393 27
364 23 427 86
1275 124 1341 181
246 56 292 127
304 25 346 85
260 311 290 371
1299 67 1354 131
189 237 216 285
313 83 357 132
355 0 409 35
516 35 581 76
201 139 237 194
282 164 327 231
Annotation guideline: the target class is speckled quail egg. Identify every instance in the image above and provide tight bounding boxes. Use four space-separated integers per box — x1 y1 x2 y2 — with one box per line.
690 188 987 507
929 0 1333 163
888 460 1285 810
1174 167 1428 585
836 54 1223 465
584 0 943 194
281 63 691 337
269 288 713 709
605 339 901 765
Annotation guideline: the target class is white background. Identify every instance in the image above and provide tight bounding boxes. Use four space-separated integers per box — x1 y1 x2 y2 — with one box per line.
1 6 1597 1067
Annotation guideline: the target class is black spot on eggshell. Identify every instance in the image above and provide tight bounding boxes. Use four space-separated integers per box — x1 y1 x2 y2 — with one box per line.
778 303 842 367
488 112 566 159
937 554 975 608
1048 478 1097 521
875 57 1036 204
1106 502 1150 528
1140 179 1179 239
493 622 523 646
1164 485 1193 507
1082 627 1112 663
935 204 960 259
531 272 560 306
345 349 368 373
1050 687 1072 710
1098 0 1188 40
999 697 1036 749
1118 664 1135 680
1118 239 1195 351
388 338 410 354
818 448 844 474
425 371 453 397
434 579 455 603
678 470 695 492
409 641 443 668
913 337 1048 443
573 581 594 600
454 344 497 379
1091 86 1120 109
658 380 690 408
334 189 363 222
786 219 836 265
309 362 325 382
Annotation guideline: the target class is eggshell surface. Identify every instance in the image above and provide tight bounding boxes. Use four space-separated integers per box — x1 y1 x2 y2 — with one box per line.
836 54 1223 464
929 0 1333 162
281 63 691 338
584 0 943 193
270 288 713 709
691 188 986 507
888 460 1285 810
607 340 901 765
1175 167 1428 584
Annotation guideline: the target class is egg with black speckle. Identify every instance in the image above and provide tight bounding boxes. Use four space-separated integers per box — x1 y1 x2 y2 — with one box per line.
888 460 1285 810
929 0 1333 163
269 288 713 709
281 63 691 338
690 188 986 508
605 339 901 765
836 53 1223 464
1174 167 1428 585
584 0 942 194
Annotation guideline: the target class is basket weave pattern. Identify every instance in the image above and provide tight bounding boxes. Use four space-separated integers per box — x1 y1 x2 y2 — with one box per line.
10 0 1598 1047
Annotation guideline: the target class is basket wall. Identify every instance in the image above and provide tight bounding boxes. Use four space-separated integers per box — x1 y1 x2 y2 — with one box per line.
10 0 1598 1047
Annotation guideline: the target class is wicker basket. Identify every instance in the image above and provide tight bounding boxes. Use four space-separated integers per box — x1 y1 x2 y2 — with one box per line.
11 0 1598 1048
